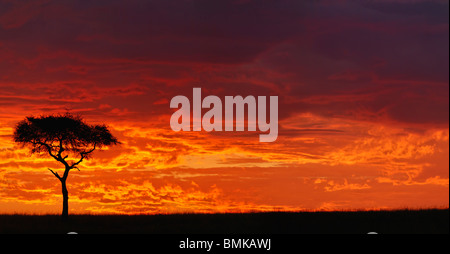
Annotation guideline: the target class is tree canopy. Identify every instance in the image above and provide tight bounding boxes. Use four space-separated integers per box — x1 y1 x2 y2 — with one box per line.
14 113 119 170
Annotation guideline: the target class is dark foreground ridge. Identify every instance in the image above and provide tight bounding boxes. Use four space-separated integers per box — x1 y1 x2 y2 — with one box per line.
0 209 448 234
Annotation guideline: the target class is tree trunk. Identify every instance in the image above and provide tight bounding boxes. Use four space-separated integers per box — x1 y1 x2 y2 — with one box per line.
61 178 69 221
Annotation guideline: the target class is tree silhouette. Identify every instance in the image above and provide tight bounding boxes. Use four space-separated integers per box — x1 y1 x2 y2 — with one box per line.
13 113 119 220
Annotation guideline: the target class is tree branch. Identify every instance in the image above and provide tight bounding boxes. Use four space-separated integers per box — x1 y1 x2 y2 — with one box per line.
56 138 65 159
34 141 70 168
48 168 61 181
70 143 96 169
37 142 59 161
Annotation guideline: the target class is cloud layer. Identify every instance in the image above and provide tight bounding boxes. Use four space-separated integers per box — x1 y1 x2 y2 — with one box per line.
0 0 448 214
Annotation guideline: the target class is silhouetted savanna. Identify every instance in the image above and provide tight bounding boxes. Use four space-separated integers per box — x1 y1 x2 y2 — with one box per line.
0 209 447 234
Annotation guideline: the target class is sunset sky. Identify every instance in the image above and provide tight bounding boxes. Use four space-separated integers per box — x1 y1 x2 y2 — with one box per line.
0 0 448 214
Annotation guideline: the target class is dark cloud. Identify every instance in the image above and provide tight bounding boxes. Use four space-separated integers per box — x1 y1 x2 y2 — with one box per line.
0 0 447 134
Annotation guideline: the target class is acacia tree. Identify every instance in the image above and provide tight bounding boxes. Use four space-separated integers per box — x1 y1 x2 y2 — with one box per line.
13 113 119 220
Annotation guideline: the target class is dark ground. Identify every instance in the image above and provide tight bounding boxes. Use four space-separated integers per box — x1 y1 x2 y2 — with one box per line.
0 209 448 234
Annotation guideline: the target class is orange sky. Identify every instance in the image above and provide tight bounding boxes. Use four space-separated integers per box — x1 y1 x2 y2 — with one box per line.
0 0 448 214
